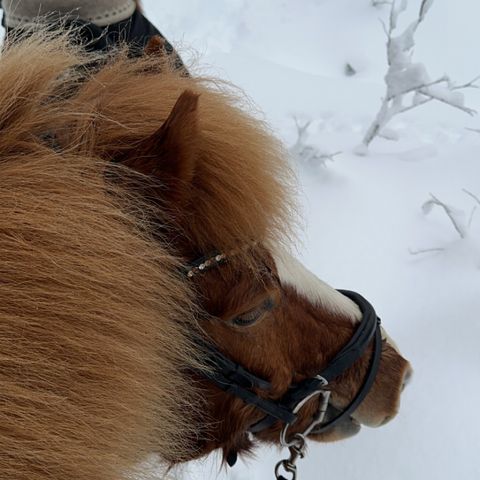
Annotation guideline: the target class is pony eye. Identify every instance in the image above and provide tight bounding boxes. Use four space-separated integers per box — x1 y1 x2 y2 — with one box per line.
232 309 263 327
231 298 276 327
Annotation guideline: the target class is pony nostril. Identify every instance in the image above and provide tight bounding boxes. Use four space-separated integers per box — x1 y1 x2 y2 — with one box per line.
402 366 413 391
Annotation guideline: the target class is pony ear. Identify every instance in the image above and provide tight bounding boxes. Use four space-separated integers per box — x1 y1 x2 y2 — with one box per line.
144 35 167 57
117 89 200 204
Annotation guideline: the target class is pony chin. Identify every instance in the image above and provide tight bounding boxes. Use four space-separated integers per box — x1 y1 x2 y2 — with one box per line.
309 405 362 443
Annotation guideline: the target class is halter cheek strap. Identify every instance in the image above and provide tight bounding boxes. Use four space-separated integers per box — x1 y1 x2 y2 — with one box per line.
199 340 297 425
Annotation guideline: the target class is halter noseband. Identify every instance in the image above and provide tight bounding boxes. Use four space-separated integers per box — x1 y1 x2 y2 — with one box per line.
186 251 382 476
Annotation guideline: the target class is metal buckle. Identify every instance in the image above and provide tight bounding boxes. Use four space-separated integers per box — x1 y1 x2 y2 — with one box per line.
280 377 331 448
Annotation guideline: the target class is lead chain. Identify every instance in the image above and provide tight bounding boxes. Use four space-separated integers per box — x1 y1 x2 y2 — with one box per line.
274 437 306 480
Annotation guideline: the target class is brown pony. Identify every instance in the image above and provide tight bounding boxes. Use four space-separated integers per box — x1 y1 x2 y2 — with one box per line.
0 31 412 479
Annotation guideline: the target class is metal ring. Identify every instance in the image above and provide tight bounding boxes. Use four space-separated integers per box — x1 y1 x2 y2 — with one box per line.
280 389 331 447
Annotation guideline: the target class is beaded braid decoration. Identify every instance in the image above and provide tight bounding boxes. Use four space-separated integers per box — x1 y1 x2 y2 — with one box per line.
185 252 228 278
184 243 257 278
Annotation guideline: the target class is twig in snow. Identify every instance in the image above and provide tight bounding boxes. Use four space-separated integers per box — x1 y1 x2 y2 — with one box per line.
359 0 479 151
413 187 480 254
462 188 480 206
293 117 312 142
468 206 477 228
422 193 467 239
417 87 476 116
408 247 445 255
290 117 342 166
318 151 342 161
452 75 480 91
397 75 480 115
371 0 393 7
463 190 480 227
419 0 434 21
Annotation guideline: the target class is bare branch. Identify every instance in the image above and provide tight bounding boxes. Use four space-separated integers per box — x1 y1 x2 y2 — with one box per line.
398 77 477 115
318 151 342 162
468 206 477 228
463 188 480 206
380 18 390 38
386 75 450 101
390 0 408 30
452 75 480 90
417 88 477 115
289 117 340 166
408 247 445 255
387 75 450 101
423 193 467 239
419 0 434 22
463 189 479 227
389 0 397 30
292 116 312 139
398 96 433 113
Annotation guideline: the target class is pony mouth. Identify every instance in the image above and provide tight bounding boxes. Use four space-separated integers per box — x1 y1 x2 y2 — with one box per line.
309 404 361 438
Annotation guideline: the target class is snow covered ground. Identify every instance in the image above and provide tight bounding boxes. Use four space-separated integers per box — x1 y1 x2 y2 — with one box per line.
155 1 479 478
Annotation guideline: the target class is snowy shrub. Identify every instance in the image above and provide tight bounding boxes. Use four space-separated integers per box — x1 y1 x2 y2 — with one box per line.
289 117 340 167
410 190 480 255
421 194 468 240
359 0 479 153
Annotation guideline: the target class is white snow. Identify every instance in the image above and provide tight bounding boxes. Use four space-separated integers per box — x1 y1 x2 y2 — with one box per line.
139 0 480 479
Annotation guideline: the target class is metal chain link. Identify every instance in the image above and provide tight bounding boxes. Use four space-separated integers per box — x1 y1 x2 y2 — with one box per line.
275 436 305 480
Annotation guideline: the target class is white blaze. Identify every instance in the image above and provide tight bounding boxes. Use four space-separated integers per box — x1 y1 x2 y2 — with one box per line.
271 246 402 354
271 247 361 322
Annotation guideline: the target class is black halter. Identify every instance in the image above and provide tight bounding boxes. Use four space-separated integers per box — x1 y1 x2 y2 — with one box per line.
249 290 382 435
186 254 383 467
198 290 381 429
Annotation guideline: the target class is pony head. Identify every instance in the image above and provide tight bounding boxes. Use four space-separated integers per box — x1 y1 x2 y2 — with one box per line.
0 29 412 479
69 49 412 463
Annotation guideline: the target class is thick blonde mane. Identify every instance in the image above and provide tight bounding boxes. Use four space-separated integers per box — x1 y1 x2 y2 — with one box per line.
0 27 296 479
65 44 296 259
0 33 201 480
